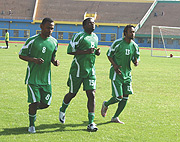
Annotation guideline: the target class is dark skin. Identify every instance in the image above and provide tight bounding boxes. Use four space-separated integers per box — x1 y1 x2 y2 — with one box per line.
19 21 60 115
63 18 99 113
107 27 138 99
68 18 100 56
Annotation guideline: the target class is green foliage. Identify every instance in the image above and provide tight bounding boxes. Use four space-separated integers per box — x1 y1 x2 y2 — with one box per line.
0 43 179 142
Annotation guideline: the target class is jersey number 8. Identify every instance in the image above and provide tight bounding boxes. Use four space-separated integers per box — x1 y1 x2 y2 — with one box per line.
42 47 46 53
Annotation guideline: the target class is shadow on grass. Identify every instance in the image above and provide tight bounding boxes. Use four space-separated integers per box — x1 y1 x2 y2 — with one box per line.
0 121 111 135
97 121 111 126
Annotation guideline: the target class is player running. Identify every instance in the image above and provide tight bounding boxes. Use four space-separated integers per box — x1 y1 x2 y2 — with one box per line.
59 17 100 132
19 18 60 133
101 25 140 124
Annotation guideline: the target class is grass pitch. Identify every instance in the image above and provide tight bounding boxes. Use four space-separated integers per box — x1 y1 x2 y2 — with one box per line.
0 42 179 142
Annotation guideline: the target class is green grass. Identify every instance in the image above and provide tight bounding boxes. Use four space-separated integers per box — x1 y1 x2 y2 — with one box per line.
0 42 179 142
151 48 180 57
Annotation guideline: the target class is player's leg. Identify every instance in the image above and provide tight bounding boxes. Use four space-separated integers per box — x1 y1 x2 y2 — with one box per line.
112 82 133 123
86 90 95 123
28 84 52 133
28 101 49 131
84 77 96 123
38 85 52 109
101 80 123 117
61 74 82 109
37 101 49 109
29 102 38 127
111 95 128 124
5 41 8 48
86 89 98 132
59 92 76 123
84 76 98 132
113 95 129 118
59 74 82 123
60 92 76 112
27 84 41 133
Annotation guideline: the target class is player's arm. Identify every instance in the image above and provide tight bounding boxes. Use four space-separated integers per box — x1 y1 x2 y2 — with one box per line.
19 39 44 64
107 56 121 75
19 55 44 64
68 48 95 55
51 56 60 66
67 45 101 55
132 48 140 67
107 41 121 74
132 44 140 67
68 48 100 56
51 45 59 66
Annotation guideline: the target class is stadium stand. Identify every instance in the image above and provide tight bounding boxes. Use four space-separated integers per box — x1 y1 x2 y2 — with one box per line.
1 0 180 47
35 0 152 24
0 0 36 20
136 2 180 35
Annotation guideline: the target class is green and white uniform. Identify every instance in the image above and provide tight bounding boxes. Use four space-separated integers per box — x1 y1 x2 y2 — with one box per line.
67 31 98 93
107 38 140 97
19 34 58 104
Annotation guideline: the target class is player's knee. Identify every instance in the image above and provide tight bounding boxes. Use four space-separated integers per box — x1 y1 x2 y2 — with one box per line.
69 92 76 98
44 104 49 108
86 90 95 100
123 97 129 101
116 96 123 101
29 102 39 114
118 96 123 99
40 103 49 109
90 94 95 100
29 102 39 109
35 102 50 109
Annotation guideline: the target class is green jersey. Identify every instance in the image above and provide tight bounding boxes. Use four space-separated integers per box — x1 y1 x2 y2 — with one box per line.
19 34 58 85
107 38 140 82
67 31 98 78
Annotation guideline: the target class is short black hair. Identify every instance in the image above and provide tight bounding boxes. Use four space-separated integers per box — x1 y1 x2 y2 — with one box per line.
41 17 54 25
123 25 135 36
83 18 93 27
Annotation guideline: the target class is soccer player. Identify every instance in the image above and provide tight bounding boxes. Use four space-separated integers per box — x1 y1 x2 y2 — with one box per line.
101 25 140 124
19 18 60 133
5 30 9 49
59 17 100 132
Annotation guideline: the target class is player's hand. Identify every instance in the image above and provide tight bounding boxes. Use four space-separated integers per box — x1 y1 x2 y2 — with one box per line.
95 48 101 56
133 58 139 66
113 64 121 75
87 48 95 54
53 60 60 66
134 62 138 66
34 58 44 64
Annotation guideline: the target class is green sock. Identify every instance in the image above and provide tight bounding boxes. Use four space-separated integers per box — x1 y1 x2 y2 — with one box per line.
113 97 128 118
104 97 119 107
88 113 95 124
29 114 36 127
60 101 69 113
